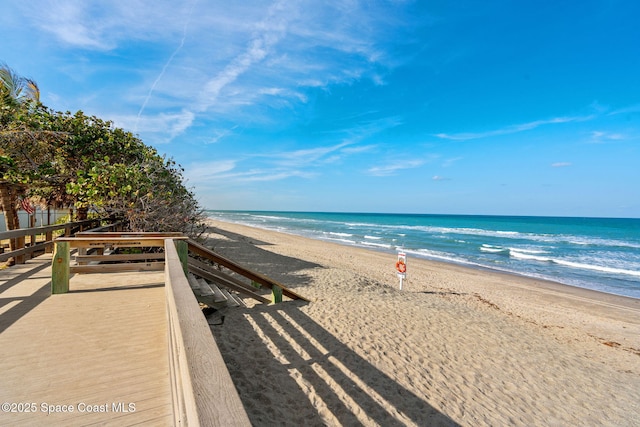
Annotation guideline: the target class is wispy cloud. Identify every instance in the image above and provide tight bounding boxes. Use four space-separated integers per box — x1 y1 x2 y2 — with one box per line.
589 131 625 143
188 159 237 179
367 159 425 176
26 1 191 49
435 115 594 141
442 157 462 167
111 110 195 144
261 116 401 170
231 169 315 183
35 3 112 49
188 140 364 185
275 142 349 161
187 159 314 185
206 126 239 145
341 144 377 154
551 162 572 168
136 0 198 131
18 1 409 143
197 2 288 112
608 103 640 116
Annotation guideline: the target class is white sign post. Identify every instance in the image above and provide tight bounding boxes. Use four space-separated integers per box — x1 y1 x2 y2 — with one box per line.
395 252 407 290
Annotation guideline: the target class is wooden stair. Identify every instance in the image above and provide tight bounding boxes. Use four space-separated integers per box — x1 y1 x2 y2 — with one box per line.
187 239 310 302
187 273 247 309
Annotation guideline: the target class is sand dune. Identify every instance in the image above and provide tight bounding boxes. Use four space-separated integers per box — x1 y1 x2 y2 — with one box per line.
204 219 640 426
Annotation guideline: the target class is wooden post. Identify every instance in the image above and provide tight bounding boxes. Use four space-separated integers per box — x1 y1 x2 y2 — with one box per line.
272 286 283 304
28 214 36 260
77 247 88 265
174 239 188 276
51 241 70 294
15 235 25 264
45 231 53 253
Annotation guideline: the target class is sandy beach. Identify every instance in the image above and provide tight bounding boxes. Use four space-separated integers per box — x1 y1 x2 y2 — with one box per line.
203 219 640 426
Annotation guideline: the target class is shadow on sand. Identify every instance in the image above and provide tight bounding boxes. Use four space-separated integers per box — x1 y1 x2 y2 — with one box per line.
213 302 460 426
204 226 324 289
204 226 459 426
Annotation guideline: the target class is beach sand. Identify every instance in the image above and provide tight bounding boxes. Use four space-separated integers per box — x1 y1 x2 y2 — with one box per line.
203 219 640 426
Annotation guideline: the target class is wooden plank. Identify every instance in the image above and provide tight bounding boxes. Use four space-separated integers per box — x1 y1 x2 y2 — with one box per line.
0 267 173 425
227 290 247 308
75 253 166 262
75 231 185 238
164 239 251 426
70 262 165 274
187 273 202 292
0 241 50 263
0 218 102 241
198 278 228 303
51 241 70 294
187 239 310 302
57 237 168 248
77 222 122 233
220 288 240 307
188 262 270 304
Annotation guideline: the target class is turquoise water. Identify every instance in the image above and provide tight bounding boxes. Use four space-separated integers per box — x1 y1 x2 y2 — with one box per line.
206 211 640 299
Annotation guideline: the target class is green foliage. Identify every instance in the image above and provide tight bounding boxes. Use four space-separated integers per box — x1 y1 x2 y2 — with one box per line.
0 64 205 236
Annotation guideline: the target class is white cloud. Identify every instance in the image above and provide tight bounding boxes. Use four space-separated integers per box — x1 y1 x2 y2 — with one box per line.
435 115 595 141
110 109 194 143
17 1 411 141
26 1 187 49
269 142 353 168
192 165 314 184
206 126 239 145
367 159 424 176
608 103 640 116
186 160 237 183
442 157 462 167
234 169 315 182
590 131 625 143
341 144 377 154
551 162 572 168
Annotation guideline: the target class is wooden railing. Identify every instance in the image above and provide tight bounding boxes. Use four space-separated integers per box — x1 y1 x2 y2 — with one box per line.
0 219 113 264
51 233 186 293
51 230 309 303
187 239 310 303
165 239 251 426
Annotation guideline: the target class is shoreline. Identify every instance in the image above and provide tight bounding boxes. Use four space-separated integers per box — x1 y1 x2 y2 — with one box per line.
209 217 640 305
204 218 640 426
209 211 640 301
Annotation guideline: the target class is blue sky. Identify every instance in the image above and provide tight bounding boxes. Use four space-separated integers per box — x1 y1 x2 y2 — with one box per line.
2 1 639 217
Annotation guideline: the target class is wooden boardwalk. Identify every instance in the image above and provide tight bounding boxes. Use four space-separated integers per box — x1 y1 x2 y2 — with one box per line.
0 254 174 426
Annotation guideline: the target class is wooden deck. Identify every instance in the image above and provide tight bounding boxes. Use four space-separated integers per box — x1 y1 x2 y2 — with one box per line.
0 254 173 426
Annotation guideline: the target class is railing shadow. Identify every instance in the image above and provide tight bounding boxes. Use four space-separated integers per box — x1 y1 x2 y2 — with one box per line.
212 301 460 427
204 226 324 290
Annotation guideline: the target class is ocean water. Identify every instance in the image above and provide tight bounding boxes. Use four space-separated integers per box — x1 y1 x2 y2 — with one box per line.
206 211 640 299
